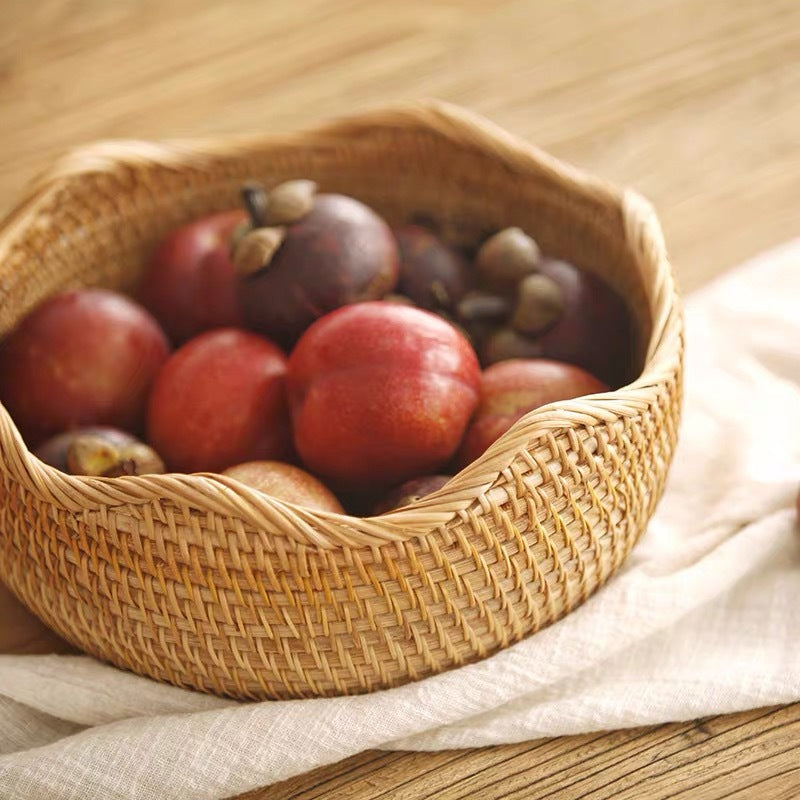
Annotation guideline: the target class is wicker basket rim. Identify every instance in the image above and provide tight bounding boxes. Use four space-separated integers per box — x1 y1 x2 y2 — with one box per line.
0 100 682 548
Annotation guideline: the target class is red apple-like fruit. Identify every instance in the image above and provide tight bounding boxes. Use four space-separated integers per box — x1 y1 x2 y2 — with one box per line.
287 302 480 490
146 329 290 473
394 225 469 311
222 460 344 513
139 209 247 344
0 289 170 446
240 194 399 345
372 474 452 514
456 358 608 467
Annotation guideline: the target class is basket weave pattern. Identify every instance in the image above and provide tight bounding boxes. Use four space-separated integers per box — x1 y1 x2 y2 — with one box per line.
0 103 682 699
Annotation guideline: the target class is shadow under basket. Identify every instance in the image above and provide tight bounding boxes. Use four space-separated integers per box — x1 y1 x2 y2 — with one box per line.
0 101 683 700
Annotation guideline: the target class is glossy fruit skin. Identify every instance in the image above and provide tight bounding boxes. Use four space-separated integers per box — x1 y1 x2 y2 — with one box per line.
372 474 452 514
139 210 247 344
240 194 399 346
287 302 481 490
0 289 170 446
34 426 137 472
456 358 608 467
394 225 469 311
146 329 290 473
222 460 344 513
483 259 634 387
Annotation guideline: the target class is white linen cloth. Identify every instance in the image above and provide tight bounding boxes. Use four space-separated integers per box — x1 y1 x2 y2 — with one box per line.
1 239 799 800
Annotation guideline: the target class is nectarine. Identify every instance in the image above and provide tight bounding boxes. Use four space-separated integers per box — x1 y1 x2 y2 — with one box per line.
222 460 343 513
287 303 480 489
457 358 608 467
139 210 247 344
147 329 290 473
0 289 170 446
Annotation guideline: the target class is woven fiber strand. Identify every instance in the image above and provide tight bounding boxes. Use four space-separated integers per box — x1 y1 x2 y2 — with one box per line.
0 102 682 700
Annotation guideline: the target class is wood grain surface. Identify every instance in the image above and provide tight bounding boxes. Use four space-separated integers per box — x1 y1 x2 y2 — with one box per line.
1 0 798 798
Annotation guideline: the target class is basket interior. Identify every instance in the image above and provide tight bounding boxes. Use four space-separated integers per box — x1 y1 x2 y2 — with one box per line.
0 120 653 378
0 110 682 699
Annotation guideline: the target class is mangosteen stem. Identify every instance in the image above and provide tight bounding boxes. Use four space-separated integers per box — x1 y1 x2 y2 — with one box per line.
241 182 269 229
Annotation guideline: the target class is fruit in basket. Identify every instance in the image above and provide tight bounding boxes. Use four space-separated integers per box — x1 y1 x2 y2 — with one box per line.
146 329 290 473
36 427 164 477
35 426 134 471
456 358 608 467
455 290 513 349
139 209 247 344
222 460 344 513
372 474 452 514
0 289 170 446
476 227 541 287
482 258 634 386
232 226 286 276
394 224 469 311
510 273 566 335
240 193 399 345
260 179 318 226
287 302 480 489
34 426 164 476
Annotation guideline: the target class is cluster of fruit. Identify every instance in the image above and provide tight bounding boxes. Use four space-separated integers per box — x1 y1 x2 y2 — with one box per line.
0 181 633 515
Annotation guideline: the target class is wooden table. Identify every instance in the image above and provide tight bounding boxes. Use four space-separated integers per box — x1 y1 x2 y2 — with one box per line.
1 1 798 797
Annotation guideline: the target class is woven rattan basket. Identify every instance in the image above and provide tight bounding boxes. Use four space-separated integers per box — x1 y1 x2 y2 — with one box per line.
0 101 682 700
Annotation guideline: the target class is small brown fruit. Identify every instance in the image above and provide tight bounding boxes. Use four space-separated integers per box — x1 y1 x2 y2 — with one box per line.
514 258 634 387
476 227 541 285
230 180 315 270
233 227 286 276
35 428 165 477
35 427 137 473
265 179 318 226
511 273 565 335
394 225 469 311
66 435 165 477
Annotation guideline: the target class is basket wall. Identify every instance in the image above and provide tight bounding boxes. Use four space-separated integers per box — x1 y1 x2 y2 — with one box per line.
0 103 683 699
